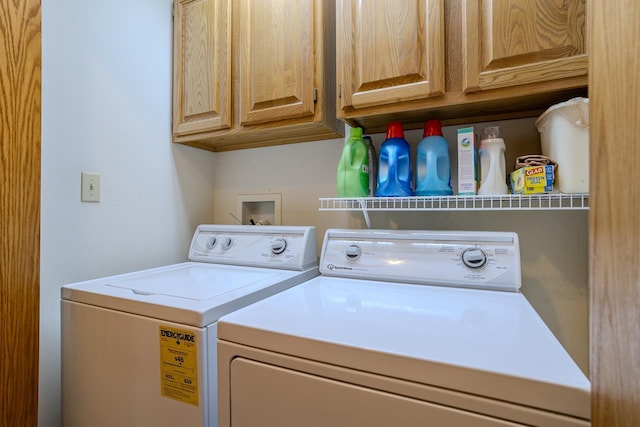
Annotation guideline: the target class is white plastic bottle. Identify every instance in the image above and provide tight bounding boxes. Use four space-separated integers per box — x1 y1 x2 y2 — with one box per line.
477 126 508 195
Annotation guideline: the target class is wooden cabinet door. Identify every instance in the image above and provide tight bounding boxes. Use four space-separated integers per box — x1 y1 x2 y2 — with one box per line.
237 0 316 125
463 0 587 92
173 0 231 136
1 0 40 425
337 0 445 112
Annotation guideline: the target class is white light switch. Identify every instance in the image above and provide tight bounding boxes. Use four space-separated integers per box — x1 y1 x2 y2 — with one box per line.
81 172 101 202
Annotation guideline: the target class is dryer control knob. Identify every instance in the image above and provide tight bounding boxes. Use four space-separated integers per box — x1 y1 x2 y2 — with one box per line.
221 237 233 251
271 239 287 254
206 237 218 250
345 245 362 260
461 248 487 269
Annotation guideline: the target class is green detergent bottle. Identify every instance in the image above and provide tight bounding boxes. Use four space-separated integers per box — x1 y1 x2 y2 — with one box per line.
337 127 370 197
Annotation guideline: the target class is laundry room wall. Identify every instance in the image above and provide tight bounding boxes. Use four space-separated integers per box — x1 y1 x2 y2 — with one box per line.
212 119 589 377
40 0 217 425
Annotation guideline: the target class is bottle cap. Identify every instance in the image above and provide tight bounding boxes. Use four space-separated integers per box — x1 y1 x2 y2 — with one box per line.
482 126 501 140
386 122 404 139
350 127 363 138
423 120 442 137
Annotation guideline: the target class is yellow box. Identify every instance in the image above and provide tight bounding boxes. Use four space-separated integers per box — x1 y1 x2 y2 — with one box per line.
510 165 554 194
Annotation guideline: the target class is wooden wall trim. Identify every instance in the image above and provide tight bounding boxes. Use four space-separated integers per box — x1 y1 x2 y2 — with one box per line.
0 0 41 426
590 0 640 425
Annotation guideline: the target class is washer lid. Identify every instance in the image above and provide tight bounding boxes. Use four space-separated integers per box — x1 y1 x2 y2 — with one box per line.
62 262 318 327
105 266 278 300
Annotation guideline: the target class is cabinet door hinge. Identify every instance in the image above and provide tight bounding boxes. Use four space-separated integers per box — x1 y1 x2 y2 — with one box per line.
313 88 318 102
338 84 342 99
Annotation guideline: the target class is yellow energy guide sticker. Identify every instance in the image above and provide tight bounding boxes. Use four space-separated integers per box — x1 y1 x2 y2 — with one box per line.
159 326 199 406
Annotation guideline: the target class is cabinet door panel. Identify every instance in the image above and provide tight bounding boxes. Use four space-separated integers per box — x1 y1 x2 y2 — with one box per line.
463 0 587 92
337 0 445 111
238 0 315 125
173 0 231 135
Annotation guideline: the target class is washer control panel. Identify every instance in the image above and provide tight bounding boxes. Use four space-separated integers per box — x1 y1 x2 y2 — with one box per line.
188 225 317 271
321 229 521 292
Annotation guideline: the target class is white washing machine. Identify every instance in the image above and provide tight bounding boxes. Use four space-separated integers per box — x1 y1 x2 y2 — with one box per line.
218 229 590 427
61 224 318 427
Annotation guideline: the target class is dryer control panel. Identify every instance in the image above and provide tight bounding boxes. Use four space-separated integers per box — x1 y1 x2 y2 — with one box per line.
320 229 521 292
189 225 317 271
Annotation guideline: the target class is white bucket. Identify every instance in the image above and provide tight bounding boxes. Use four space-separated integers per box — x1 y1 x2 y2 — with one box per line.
535 97 589 193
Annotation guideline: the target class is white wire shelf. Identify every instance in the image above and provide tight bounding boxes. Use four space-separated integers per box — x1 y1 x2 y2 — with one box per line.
319 193 589 211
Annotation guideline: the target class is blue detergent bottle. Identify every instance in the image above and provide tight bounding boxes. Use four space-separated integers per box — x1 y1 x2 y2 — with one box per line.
415 119 453 196
376 122 413 197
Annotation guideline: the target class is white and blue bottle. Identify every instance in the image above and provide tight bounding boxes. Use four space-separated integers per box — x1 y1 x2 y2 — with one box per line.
415 119 453 196
477 126 509 195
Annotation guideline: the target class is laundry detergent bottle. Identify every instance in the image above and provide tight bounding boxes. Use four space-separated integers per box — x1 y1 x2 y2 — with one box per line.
477 126 508 195
415 119 453 196
364 135 377 196
376 122 413 197
337 127 370 197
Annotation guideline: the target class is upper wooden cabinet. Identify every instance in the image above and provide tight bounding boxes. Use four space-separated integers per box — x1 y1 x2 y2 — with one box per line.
337 0 445 111
173 0 231 136
237 1 316 125
173 0 343 152
462 0 588 92
337 0 588 133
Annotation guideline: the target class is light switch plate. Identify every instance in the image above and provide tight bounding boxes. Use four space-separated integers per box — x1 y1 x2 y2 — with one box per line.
81 172 100 202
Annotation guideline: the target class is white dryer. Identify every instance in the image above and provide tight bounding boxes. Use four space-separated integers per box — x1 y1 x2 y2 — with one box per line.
218 229 590 427
61 225 318 427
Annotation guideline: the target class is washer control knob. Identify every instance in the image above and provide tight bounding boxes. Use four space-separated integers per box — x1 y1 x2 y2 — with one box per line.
206 237 218 250
461 248 487 269
345 245 362 260
271 238 287 254
221 237 233 251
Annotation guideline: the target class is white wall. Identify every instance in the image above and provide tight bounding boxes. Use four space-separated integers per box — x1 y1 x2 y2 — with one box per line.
212 119 589 376
40 1 217 425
